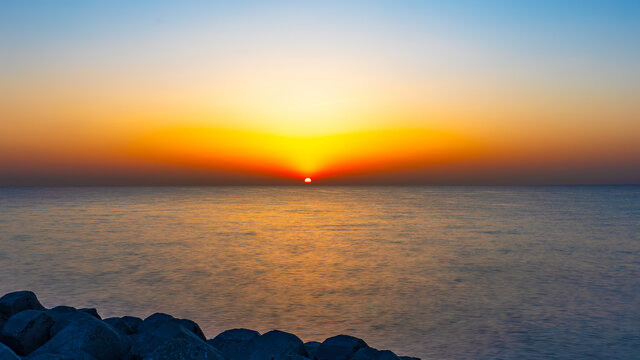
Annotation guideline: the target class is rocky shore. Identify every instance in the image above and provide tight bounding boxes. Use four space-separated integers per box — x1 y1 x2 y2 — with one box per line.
0 291 419 360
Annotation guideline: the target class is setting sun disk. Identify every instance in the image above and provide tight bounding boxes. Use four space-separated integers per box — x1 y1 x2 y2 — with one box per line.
304 178 312 183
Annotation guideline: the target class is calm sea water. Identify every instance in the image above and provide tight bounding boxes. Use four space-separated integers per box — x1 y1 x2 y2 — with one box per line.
0 186 638 359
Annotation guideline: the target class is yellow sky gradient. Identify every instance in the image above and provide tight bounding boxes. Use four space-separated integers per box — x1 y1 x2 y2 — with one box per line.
1 2 639 184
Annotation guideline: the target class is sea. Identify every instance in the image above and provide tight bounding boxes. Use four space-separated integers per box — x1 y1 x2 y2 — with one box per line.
0 186 638 359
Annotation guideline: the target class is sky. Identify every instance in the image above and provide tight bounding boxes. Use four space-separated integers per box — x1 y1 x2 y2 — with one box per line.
1 0 639 185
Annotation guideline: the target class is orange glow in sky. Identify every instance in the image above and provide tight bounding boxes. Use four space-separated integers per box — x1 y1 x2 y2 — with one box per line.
0 2 639 185
123 126 481 182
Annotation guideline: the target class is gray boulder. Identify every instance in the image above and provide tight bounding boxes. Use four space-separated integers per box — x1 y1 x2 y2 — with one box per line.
129 316 222 359
207 328 260 358
304 341 321 359
0 291 45 318
351 347 400 360
0 342 20 360
0 310 54 355
316 335 367 360
27 311 126 360
243 330 308 360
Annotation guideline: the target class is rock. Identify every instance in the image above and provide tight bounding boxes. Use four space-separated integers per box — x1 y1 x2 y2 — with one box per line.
145 337 225 360
0 313 7 332
0 310 54 355
129 316 222 359
137 313 206 340
243 329 308 360
48 306 76 313
0 343 20 360
78 308 101 320
27 311 126 360
136 313 174 333
101 315 142 336
351 347 400 360
316 335 368 360
304 341 321 359
104 317 135 335
46 307 94 337
212 328 261 343
207 328 260 358
0 291 419 360
178 318 206 341
121 316 142 332
0 291 45 318
27 354 73 360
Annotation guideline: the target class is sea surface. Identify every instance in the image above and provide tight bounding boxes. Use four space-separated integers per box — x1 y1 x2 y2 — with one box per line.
0 186 638 359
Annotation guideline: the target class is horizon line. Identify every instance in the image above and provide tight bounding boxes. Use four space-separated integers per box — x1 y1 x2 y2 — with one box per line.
1 183 638 188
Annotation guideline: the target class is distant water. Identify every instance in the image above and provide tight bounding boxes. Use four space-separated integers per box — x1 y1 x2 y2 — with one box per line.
0 186 639 359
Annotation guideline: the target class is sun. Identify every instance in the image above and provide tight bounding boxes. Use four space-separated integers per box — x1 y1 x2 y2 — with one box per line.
304 178 312 183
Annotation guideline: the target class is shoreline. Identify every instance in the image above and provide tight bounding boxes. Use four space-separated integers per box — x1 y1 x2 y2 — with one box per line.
0 291 420 360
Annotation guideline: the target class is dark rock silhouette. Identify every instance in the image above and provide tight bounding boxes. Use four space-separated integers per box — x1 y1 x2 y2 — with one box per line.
46 306 91 337
0 291 419 360
0 313 7 334
0 342 21 359
316 335 368 360
103 317 135 335
0 291 45 318
304 341 321 359
207 328 260 358
25 354 72 360
129 313 222 359
352 347 401 360
120 316 142 332
0 310 53 355
144 337 223 360
242 330 307 360
28 309 126 360
77 308 101 320
136 313 174 334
